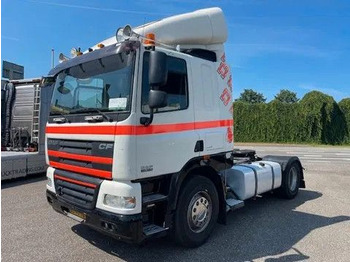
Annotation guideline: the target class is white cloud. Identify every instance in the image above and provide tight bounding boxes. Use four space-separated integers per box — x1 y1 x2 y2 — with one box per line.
227 23 340 59
26 0 170 16
227 43 334 58
299 83 350 100
2 35 20 41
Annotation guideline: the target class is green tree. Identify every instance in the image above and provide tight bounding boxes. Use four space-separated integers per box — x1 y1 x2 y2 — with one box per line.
236 89 266 104
338 98 350 143
299 91 346 144
274 89 299 103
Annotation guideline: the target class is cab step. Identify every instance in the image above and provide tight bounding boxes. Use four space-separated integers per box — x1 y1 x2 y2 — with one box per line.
142 193 167 205
226 198 244 212
143 224 168 238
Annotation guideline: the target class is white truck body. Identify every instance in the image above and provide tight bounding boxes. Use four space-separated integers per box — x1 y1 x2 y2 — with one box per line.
45 8 304 246
1 79 53 180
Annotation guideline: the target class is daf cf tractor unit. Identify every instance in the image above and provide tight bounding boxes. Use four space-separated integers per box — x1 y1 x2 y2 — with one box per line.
45 8 305 247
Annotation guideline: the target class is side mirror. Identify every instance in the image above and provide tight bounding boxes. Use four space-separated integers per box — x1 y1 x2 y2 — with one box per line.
140 51 168 127
149 51 168 87
140 89 168 126
149 90 167 109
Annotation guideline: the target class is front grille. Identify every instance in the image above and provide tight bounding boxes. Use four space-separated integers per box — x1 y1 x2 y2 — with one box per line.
47 138 114 209
54 169 102 209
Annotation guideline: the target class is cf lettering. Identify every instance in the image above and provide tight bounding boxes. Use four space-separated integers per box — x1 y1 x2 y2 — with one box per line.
99 144 113 150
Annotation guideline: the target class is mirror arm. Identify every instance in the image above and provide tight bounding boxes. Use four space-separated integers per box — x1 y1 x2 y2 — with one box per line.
140 109 154 126
140 83 158 126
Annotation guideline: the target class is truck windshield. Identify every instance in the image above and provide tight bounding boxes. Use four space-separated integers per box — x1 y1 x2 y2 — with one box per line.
50 52 135 115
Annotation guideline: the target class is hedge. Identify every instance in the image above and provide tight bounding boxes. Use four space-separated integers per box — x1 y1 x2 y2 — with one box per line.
338 98 350 143
234 91 349 145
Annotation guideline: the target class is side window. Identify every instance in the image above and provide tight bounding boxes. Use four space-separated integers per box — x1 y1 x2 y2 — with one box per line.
141 52 188 113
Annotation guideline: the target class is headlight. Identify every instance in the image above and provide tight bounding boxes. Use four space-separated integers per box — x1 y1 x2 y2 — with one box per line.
104 194 136 209
47 177 52 187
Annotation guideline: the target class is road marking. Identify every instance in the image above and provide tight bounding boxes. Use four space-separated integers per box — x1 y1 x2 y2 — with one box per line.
304 160 331 163
299 157 350 161
286 151 326 154
286 151 305 154
303 155 323 157
335 153 350 156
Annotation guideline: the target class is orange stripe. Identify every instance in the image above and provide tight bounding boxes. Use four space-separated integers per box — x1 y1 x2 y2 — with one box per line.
117 122 194 135
48 150 113 165
194 119 233 130
46 125 116 135
50 161 112 179
46 119 234 136
54 174 97 188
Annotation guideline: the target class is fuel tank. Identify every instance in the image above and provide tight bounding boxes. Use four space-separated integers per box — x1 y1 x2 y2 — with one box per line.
222 161 282 200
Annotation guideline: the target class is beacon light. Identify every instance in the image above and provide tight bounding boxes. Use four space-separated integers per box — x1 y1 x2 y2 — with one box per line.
143 33 155 47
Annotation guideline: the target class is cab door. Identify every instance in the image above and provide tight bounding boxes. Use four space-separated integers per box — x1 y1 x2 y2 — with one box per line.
136 51 199 179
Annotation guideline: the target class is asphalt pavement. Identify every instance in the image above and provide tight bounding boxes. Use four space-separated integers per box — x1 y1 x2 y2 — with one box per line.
2 144 350 262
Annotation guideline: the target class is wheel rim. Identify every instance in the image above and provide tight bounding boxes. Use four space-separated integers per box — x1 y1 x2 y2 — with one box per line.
289 166 298 192
187 191 212 233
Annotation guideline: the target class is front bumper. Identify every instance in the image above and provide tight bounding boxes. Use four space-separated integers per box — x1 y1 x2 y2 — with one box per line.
46 190 144 243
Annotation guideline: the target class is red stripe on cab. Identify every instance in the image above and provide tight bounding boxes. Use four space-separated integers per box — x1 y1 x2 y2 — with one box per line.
50 161 112 179
48 150 113 165
54 174 97 188
46 119 234 136
46 125 116 135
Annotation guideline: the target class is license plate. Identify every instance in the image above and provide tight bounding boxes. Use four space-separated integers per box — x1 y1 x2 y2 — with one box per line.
65 209 86 222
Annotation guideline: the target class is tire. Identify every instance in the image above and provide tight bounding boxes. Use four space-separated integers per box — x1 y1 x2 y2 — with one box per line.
174 176 219 247
278 161 301 199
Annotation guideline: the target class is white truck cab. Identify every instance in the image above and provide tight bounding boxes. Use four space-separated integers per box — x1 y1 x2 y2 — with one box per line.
45 8 305 247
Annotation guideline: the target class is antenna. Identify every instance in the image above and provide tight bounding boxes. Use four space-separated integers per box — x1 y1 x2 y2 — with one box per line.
51 48 55 69
143 17 146 38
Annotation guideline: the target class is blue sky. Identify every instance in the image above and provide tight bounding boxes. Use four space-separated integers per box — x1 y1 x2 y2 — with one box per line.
2 0 350 101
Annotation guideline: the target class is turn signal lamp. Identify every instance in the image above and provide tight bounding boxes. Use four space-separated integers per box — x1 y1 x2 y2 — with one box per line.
203 155 210 160
47 177 52 187
97 43 105 48
143 33 155 47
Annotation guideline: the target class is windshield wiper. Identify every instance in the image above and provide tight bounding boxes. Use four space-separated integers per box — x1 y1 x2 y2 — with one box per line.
71 108 113 122
52 112 70 123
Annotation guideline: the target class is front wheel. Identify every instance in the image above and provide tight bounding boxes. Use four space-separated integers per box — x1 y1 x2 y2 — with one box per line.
174 176 219 247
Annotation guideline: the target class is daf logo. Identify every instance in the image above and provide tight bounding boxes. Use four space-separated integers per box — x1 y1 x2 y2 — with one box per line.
47 139 59 145
99 144 113 150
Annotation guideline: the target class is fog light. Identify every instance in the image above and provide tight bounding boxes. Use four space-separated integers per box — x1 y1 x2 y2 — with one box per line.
47 177 52 187
104 194 136 209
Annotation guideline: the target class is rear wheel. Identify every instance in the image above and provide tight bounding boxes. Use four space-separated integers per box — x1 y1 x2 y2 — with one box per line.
174 176 219 247
278 161 301 199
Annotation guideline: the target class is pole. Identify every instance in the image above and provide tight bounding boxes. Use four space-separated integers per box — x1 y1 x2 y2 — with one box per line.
51 48 55 69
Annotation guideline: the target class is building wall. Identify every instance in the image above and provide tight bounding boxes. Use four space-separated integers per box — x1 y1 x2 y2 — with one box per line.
2 61 24 80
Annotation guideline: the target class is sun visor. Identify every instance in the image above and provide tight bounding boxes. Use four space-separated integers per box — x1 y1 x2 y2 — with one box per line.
49 44 121 76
